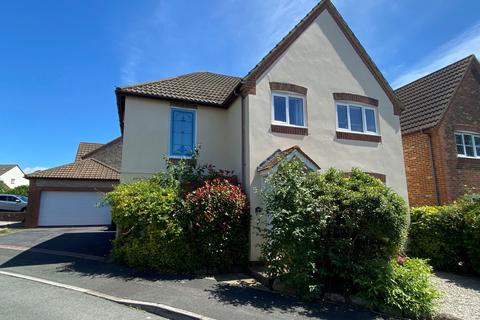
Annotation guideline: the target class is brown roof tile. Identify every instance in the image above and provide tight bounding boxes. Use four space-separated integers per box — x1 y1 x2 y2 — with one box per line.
396 55 475 134
75 142 104 162
257 145 320 172
117 72 241 106
26 158 119 181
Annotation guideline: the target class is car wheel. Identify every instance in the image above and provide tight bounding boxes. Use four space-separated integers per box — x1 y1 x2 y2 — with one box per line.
21 207 26 213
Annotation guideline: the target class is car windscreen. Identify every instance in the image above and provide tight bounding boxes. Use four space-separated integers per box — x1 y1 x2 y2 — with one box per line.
19 196 28 202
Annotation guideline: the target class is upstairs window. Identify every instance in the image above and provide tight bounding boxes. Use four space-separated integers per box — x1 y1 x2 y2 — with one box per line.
272 93 306 127
170 108 196 157
456 132 480 158
336 103 378 134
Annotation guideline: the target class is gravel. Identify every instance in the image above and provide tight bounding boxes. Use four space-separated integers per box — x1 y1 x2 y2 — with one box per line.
432 271 480 319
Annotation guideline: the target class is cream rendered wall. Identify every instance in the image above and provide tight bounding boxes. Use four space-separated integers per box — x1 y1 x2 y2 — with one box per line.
121 96 243 182
246 10 408 260
0 166 29 189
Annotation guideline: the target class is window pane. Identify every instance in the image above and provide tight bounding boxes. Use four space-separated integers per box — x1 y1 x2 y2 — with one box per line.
171 110 195 156
273 96 287 122
464 134 475 157
337 105 348 129
349 106 364 132
455 134 463 145
475 136 480 157
288 97 304 126
455 134 465 155
365 109 376 132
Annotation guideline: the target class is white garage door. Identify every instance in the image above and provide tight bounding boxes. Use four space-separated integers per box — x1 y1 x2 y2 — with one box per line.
38 191 111 226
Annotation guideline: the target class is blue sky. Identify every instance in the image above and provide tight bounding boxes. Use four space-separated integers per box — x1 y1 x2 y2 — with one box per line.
1 0 479 172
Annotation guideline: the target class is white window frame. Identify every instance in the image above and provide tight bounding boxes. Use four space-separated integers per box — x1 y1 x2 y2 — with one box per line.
271 92 307 128
335 102 379 136
455 131 480 159
169 106 197 159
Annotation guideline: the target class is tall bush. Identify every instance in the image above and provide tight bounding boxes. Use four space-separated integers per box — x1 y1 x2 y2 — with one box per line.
183 178 249 271
261 159 409 297
105 180 195 272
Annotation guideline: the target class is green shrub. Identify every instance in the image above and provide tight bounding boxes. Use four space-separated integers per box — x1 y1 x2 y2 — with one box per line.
150 148 236 195
462 197 480 273
104 153 249 273
183 178 249 271
0 184 29 196
260 159 409 298
409 205 467 272
355 257 440 319
408 196 480 274
105 180 196 272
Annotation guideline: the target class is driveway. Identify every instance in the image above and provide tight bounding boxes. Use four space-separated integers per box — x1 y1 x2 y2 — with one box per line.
0 226 115 259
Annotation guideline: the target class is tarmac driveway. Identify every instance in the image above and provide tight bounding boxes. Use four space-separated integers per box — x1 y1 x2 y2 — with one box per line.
0 227 115 258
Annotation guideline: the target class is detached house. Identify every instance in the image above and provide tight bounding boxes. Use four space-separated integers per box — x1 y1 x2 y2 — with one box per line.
116 0 408 261
397 55 480 206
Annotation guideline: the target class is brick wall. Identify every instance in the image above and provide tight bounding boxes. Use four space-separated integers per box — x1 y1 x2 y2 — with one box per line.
402 61 480 206
437 63 480 202
85 138 123 170
402 131 438 206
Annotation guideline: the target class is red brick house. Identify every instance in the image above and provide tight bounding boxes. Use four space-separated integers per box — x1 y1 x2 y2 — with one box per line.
397 55 480 206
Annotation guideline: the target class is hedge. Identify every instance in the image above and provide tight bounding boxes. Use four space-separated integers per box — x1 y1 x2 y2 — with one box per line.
409 196 480 274
260 159 439 317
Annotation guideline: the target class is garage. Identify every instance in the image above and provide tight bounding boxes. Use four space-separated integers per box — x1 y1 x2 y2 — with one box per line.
38 191 111 226
24 139 122 228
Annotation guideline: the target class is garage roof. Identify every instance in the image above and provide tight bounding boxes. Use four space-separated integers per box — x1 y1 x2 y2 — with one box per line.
26 158 119 181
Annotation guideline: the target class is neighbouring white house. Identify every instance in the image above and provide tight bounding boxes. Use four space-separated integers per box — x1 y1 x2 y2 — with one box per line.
0 165 29 189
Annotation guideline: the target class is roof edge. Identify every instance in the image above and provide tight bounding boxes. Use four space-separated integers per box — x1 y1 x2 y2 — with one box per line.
395 54 475 92
240 0 404 116
433 55 477 130
115 86 241 134
25 158 120 180
88 158 120 173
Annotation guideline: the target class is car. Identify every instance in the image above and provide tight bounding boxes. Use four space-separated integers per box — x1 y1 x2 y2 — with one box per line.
0 194 28 212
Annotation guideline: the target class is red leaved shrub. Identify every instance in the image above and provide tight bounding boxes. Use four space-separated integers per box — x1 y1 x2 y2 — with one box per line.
183 178 249 271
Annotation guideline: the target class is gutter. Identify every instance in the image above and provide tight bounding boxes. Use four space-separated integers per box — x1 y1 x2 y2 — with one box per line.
233 88 246 188
424 129 441 205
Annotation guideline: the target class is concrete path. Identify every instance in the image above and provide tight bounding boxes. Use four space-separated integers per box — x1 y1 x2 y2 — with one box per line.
0 273 164 320
0 247 383 320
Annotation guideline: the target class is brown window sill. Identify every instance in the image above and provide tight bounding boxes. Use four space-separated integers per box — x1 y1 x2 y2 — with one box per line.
336 131 381 142
271 124 308 135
